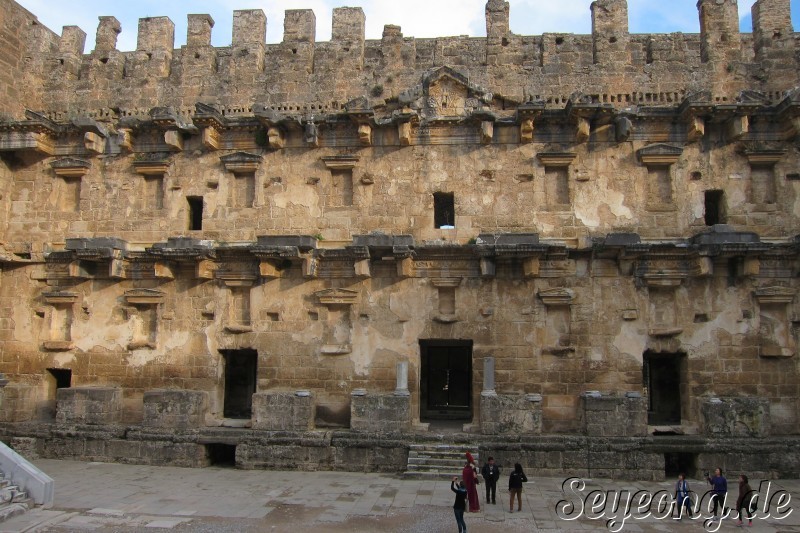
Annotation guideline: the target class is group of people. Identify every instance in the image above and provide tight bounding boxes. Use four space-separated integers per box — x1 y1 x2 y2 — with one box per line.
450 452 528 533
675 467 756 526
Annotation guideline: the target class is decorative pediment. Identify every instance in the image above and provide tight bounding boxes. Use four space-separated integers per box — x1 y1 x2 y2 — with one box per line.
537 152 576 167
124 289 165 305
51 158 91 178
538 288 575 306
316 288 358 306
398 66 493 119
754 286 795 304
321 155 360 170
42 291 79 305
743 148 787 166
132 152 171 175
220 151 262 173
637 144 683 166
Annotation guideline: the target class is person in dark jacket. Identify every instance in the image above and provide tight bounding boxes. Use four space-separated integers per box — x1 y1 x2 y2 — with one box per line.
706 467 728 522
481 456 501 504
735 474 754 527
508 463 528 512
451 477 468 533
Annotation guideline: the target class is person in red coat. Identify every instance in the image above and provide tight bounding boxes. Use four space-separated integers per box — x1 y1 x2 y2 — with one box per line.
462 452 480 512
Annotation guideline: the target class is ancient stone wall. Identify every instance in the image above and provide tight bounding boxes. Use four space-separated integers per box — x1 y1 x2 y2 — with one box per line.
0 1 51 116
0 0 797 476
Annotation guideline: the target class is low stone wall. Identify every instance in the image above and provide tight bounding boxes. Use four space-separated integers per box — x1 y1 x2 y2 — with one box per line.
1 423 799 480
0 384 36 423
56 387 122 425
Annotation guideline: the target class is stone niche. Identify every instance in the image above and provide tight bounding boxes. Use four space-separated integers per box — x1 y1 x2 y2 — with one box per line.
349 390 410 432
580 392 647 437
700 397 771 437
56 387 122 425
251 391 315 431
480 393 542 435
142 389 208 429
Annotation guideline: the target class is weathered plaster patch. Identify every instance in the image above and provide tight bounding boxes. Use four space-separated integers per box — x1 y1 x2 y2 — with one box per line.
612 321 647 362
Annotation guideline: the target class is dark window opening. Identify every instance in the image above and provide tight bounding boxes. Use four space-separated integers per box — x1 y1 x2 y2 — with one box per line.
704 190 725 226
665 453 697 478
643 351 684 425
48 368 72 389
206 443 236 467
187 196 203 230
434 192 455 228
419 339 472 421
727 257 741 287
220 349 257 419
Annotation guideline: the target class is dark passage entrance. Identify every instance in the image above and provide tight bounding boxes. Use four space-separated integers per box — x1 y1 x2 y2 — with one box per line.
420 340 472 421
643 351 684 425
665 452 697 478
220 349 257 419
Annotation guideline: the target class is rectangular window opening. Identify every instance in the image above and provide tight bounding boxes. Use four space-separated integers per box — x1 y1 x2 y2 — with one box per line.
434 192 455 228
187 196 203 231
704 190 725 226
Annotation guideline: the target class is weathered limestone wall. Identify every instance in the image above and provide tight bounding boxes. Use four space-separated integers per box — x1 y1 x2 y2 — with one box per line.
0 0 59 117
3 139 799 252
0 0 785 118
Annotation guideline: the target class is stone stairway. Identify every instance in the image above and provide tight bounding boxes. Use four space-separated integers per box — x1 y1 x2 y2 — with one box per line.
0 470 31 522
403 444 480 480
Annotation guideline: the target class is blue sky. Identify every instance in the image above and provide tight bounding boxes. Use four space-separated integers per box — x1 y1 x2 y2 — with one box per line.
15 0 800 52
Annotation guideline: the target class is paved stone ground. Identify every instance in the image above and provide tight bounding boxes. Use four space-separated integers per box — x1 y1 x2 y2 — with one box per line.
0 460 798 532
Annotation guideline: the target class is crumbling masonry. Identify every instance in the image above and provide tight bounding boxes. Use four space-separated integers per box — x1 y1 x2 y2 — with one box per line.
0 0 798 480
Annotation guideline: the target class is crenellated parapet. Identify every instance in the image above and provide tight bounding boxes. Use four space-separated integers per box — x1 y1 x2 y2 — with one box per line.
1 0 794 121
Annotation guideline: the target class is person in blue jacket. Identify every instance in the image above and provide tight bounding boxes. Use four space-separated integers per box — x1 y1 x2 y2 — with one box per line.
451 476 468 533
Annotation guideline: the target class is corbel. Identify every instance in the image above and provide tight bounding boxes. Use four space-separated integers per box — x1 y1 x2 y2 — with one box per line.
196 259 217 280
150 106 197 152
192 103 227 151
516 102 544 144
614 115 634 142
267 126 285 149
565 95 614 144
344 104 375 147
678 93 713 142
726 115 749 141
302 254 319 278
773 88 800 139
394 108 418 147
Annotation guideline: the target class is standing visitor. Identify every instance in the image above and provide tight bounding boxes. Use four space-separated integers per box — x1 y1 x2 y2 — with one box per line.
462 452 480 513
706 467 728 522
481 456 501 505
451 476 468 533
508 463 528 513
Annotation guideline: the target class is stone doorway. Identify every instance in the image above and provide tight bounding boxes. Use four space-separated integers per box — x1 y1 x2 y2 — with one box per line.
643 351 685 425
419 340 472 421
220 349 257 419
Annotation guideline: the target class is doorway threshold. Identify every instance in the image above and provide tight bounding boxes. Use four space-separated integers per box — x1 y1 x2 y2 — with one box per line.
221 418 251 428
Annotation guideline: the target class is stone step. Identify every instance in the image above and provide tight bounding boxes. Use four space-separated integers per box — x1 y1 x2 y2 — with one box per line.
403 443 481 480
407 456 469 467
